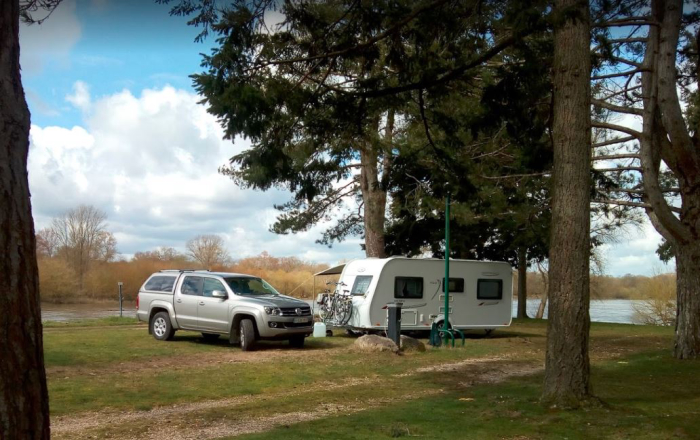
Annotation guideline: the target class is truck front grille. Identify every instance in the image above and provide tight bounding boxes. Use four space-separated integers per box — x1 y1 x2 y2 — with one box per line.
279 306 312 317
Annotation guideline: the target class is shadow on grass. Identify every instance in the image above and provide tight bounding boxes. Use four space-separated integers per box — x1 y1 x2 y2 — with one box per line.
170 332 340 351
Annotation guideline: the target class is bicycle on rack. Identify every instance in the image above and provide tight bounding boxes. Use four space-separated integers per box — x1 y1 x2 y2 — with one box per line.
316 281 353 326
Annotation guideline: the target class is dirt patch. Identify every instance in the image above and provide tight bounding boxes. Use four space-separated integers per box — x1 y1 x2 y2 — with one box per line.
52 356 543 440
415 355 511 373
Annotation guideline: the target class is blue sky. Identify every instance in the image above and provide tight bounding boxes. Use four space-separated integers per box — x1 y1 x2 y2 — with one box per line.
20 0 672 275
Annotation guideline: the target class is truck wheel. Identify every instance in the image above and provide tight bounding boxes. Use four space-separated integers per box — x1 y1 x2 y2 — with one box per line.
201 332 220 341
289 335 305 348
240 319 256 351
151 312 174 341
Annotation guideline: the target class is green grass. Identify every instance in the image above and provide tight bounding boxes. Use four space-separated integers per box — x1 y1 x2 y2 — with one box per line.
47 330 509 416
46 319 697 440
236 349 700 440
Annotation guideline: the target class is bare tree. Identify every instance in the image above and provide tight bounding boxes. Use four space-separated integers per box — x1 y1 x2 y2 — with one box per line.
186 234 231 269
133 247 186 262
35 227 59 258
542 0 594 408
535 260 549 319
0 1 61 437
50 205 117 291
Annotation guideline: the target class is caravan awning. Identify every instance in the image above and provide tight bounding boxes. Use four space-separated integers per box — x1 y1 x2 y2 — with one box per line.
314 264 345 276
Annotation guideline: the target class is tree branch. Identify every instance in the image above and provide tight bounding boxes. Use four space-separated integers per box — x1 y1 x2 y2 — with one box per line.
593 153 640 161
595 166 642 172
592 136 636 148
268 0 451 66
357 33 524 98
592 199 681 213
592 121 642 138
592 98 643 115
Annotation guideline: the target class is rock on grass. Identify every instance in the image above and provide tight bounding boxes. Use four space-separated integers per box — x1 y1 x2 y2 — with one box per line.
353 335 399 353
400 335 426 352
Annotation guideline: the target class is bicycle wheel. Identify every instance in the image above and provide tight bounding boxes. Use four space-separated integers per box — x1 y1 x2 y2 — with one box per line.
318 294 332 322
335 298 352 325
341 299 353 325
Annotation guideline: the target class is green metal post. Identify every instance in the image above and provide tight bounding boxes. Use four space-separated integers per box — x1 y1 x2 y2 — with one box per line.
444 192 450 345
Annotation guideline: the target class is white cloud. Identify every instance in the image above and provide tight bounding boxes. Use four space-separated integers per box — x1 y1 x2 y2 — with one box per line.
28 85 365 265
19 0 81 74
65 81 91 112
599 221 672 276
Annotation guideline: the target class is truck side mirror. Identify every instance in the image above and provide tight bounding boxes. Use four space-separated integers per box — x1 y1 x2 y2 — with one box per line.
211 290 227 299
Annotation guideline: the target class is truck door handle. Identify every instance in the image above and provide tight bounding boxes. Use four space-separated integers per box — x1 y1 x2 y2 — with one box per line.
199 301 205 306
177 299 182 303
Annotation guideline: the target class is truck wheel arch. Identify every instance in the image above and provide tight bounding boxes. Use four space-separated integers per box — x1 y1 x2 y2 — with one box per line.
230 313 259 344
148 307 171 334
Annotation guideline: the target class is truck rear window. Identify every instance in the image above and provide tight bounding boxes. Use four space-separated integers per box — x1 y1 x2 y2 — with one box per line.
144 276 176 293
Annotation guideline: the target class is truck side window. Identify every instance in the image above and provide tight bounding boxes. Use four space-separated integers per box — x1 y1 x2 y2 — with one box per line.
203 278 226 298
351 276 373 295
144 276 176 292
442 277 465 293
181 276 203 296
477 279 503 300
394 277 423 299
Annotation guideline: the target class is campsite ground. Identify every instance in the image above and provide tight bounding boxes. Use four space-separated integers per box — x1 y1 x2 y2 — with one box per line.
45 319 699 439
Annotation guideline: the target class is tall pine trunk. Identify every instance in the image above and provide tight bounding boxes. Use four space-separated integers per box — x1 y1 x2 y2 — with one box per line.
674 219 700 358
638 0 700 359
360 145 387 258
542 0 593 408
0 0 51 437
359 111 393 259
517 247 529 319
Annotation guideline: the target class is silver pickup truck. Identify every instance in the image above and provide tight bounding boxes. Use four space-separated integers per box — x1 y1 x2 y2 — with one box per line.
136 270 313 350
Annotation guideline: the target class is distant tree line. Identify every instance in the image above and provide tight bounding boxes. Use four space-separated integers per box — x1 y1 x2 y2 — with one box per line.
35 206 328 302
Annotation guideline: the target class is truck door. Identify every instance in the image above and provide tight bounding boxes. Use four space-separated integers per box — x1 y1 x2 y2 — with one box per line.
199 277 230 332
175 275 202 329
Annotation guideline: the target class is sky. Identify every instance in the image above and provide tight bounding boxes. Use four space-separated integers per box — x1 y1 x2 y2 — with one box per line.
20 0 672 275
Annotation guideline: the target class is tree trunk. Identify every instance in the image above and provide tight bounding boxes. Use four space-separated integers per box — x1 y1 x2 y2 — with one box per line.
542 0 593 408
536 262 548 319
674 226 700 358
536 292 548 319
517 247 529 319
360 145 387 258
0 0 51 438
638 0 700 360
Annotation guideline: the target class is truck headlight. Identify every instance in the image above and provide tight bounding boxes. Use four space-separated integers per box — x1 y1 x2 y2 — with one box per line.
264 306 281 315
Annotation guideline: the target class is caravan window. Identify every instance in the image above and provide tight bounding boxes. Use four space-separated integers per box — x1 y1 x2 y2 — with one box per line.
442 277 465 293
394 277 423 299
477 279 503 300
351 276 373 295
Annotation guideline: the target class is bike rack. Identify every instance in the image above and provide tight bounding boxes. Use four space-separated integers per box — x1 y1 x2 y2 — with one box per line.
429 322 465 347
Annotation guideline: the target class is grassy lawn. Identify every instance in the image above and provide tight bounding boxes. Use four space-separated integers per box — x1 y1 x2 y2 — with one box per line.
236 350 700 440
44 318 700 440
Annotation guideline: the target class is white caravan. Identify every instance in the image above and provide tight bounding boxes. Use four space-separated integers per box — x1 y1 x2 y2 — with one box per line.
315 257 513 333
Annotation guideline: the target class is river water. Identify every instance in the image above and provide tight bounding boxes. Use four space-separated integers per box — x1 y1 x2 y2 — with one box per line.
41 299 645 324
512 299 646 324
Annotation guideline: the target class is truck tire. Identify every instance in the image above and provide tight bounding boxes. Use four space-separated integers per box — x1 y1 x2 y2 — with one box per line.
151 312 174 341
240 319 256 351
201 332 220 341
289 335 305 348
